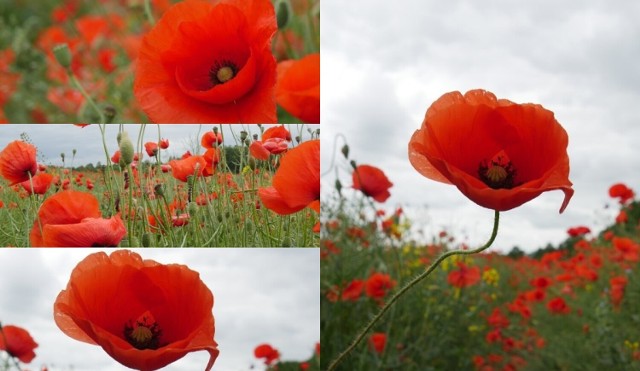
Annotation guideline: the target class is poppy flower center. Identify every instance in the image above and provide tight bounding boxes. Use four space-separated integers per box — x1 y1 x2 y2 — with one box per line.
124 312 162 350
478 151 517 189
209 61 237 85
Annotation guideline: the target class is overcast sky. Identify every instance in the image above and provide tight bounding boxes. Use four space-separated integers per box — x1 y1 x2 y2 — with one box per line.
321 0 640 253
0 124 319 167
0 248 319 371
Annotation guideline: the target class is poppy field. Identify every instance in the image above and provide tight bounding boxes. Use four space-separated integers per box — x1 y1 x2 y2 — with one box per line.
321 91 640 370
0 0 319 123
0 124 320 247
322 171 640 370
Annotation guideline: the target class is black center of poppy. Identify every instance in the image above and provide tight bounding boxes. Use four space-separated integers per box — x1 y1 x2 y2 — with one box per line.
124 317 162 350
209 60 237 85
478 157 517 189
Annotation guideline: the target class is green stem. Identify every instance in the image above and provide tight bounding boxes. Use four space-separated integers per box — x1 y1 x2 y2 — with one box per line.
327 210 501 371
144 0 156 25
69 73 105 124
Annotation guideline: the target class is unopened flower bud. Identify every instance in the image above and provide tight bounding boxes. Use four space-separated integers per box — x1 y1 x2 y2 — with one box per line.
335 179 342 194
295 135 301 143
119 132 134 167
154 184 165 197
240 131 248 141
53 44 72 70
276 0 291 29
341 144 349 159
350 160 357 169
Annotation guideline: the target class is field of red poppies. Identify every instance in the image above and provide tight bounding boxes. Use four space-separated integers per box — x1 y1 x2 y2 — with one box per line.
0 0 319 123
322 168 640 370
0 124 319 247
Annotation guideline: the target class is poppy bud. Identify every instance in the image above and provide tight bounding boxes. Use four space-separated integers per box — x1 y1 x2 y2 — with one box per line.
253 134 259 140
212 126 219 134
53 43 72 70
295 135 301 143
350 160 357 169
315 128 320 136
119 132 134 167
341 144 350 159
188 202 198 216
276 0 291 29
335 179 342 194
104 105 116 124
240 131 248 141
154 184 165 197
245 138 251 147
142 233 153 247
246 219 254 233
216 214 223 223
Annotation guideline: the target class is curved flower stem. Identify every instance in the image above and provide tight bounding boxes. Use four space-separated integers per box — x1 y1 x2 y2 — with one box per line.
327 210 500 371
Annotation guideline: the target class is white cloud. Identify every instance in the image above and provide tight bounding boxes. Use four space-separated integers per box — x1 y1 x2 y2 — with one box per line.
321 0 640 252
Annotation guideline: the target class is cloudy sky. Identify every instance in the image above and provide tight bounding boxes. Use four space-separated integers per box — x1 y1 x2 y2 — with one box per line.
321 0 640 253
0 124 319 167
0 248 319 371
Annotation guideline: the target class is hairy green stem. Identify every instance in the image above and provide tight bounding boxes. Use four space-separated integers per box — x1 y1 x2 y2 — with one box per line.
327 210 501 371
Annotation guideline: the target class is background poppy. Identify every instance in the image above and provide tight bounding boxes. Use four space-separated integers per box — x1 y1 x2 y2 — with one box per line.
0 140 38 185
0 324 38 364
276 53 320 123
258 139 320 215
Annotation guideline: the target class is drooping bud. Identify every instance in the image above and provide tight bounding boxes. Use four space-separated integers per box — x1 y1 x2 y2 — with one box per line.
154 183 165 197
335 179 343 194
341 144 350 159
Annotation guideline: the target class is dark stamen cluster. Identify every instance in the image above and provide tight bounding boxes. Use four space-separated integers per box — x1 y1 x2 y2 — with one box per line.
478 159 517 189
123 317 162 350
209 60 237 85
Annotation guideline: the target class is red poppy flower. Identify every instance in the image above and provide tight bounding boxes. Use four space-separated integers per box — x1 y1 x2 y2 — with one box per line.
54 250 219 370
341 279 364 301
615 210 628 224
365 272 396 300
409 90 574 212
610 276 628 308
144 142 159 157
254 343 280 366
249 140 270 160
567 226 591 237
546 297 570 314
30 190 126 247
276 53 320 123
262 125 291 141
203 148 221 176
613 237 639 262
369 333 387 354
169 155 207 182
263 137 289 154
352 165 393 203
0 141 38 185
609 183 634 204
530 276 552 289
134 0 278 123
447 262 481 288
0 325 38 363
258 140 319 215
111 150 121 164
159 138 170 149
201 131 223 149
486 308 510 328
20 173 54 195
